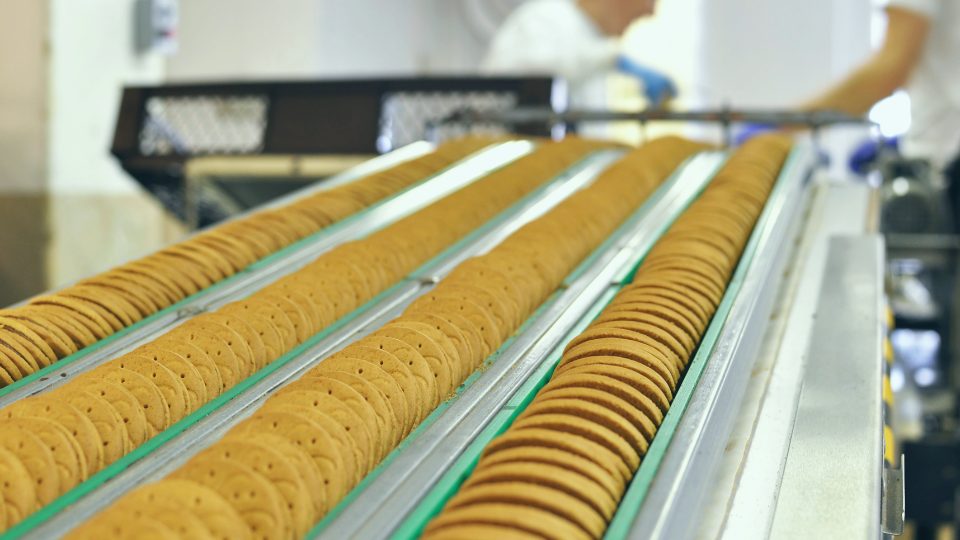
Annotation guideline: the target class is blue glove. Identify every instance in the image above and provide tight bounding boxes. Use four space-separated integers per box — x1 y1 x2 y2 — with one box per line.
849 137 899 175
734 123 776 146
616 56 677 108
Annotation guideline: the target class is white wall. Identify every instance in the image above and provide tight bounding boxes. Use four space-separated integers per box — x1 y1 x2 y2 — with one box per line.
697 0 873 108
48 0 166 194
167 0 425 81
0 0 49 193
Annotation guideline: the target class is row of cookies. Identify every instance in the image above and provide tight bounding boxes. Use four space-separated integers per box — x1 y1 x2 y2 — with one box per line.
67 136 708 540
0 138 608 533
420 134 794 540
0 137 497 388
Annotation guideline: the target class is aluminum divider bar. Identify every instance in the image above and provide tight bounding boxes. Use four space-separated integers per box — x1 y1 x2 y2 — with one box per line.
316 152 728 540
623 144 817 540
29 149 624 540
0 141 533 409
769 236 884 538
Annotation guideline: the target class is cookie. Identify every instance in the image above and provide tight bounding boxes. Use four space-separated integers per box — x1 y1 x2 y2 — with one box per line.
357 335 438 418
554 363 671 413
201 436 314 537
443 481 605 538
314 356 410 440
205 313 266 376
56 388 128 468
476 446 621 501
331 345 419 430
424 501 590 540
373 323 454 400
509 413 639 473
2 395 104 474
480 427 627 495
518 398 647 456
0 447 37 528
93 366 171 437
114 355 188 425
167 323 242 390
234 409 347 504
0 316 58 367
221 299 297 355
259 399 361 490
0 423 60 506
301 370 397 451
129 349 207 414
146 339 224 399
400 313 473 383
72 378 148 450
273 385 379 469
405 297 500 361
535 385 658 441
171 455 286 540
562 338 679 388
7 416 86 493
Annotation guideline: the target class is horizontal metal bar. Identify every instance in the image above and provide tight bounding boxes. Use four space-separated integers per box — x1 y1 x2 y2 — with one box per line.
0 141 533 409
442 107 868 129
316 151 727 540
25 147 619 540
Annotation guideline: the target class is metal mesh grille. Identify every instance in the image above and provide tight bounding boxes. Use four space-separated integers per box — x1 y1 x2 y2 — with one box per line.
139 95 268 156
378 91 516 152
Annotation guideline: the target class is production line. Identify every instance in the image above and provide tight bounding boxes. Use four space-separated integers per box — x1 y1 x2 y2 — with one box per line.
0 133 888 539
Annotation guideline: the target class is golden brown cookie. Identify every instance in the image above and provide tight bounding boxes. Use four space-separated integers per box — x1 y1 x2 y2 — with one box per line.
425 501 589 540
201 436 314 537
72 378 147 450
1 395 104 475
0 423 60 506
234 408 347 504
373 323 455 400
0 447 37 528
56 387 128 468
171 455 287 539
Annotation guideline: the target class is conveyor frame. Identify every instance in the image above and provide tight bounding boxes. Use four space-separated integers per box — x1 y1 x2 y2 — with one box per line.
14 146 634 539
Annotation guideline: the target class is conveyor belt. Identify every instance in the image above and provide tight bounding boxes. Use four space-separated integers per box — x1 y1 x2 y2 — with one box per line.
313 151 727 539
11 146 632 539
0 136 886 540
0 140 531 409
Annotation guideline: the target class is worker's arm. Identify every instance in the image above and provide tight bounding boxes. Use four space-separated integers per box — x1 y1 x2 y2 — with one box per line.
801 7 931 115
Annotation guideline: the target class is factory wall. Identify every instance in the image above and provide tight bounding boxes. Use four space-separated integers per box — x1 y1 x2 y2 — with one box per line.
46 0 184 291
0 0 185 305
0 0 50 304
167 0 423 80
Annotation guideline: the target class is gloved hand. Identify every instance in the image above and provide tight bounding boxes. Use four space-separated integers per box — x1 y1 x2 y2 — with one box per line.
734 123 776 146
849 137 899 175
616 56 677 108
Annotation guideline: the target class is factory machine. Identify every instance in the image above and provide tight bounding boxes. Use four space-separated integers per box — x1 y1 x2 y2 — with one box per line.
0 96 904 539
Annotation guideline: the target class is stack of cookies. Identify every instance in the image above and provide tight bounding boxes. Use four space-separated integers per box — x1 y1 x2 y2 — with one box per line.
421 134 793 540
0 137 495 387
0 138 608 533
66 136 706 539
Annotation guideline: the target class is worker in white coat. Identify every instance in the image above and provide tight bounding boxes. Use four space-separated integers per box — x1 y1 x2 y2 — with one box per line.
802 0 960 175
482 0 676 111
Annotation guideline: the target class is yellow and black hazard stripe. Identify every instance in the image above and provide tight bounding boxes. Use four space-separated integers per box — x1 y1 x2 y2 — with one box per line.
882 304 896 469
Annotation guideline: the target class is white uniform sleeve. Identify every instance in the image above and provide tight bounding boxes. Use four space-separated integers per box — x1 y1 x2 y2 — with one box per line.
481 0 619 83
885 0 940 17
